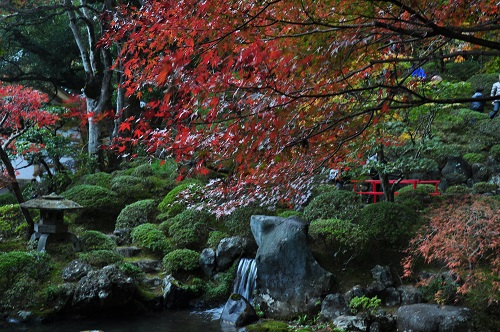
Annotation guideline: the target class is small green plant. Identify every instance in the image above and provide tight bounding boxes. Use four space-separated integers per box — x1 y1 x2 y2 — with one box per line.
349 295 381 316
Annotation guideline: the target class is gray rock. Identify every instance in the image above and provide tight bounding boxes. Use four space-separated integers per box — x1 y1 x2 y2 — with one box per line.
116 246 142 257
71 264 137 314
163 275 198 309
220 294 259 327
344 285 367 304
397 304 473 332
333 315 367 331
62 259 92 281
199 248 216 277
320 293 350 321
250 215 333 319
130 259 162 273
371 265 393 287
441 156 472 186
398 285 422 305
384 287 400 306
216 236 255 272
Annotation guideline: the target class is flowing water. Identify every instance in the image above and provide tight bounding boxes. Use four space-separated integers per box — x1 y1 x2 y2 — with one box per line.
233 258 257 302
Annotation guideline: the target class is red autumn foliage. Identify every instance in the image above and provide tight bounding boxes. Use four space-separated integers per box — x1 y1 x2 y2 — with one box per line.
100 0 500 213
403 195 500 302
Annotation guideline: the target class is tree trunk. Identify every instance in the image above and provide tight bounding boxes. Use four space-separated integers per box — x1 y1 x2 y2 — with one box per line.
0 146 34 237
376 144 395 202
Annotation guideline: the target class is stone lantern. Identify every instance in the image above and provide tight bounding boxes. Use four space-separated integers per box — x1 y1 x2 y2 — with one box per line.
20 192 82 252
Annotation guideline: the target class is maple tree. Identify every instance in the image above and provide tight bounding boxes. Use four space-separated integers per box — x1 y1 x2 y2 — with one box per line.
0 82 58 235
402 195 500 303
102 0 500 211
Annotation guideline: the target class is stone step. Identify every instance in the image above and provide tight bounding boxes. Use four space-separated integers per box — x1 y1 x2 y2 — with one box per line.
116 246 142 257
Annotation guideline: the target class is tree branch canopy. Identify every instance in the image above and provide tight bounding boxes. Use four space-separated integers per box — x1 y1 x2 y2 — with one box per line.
102 0 500 211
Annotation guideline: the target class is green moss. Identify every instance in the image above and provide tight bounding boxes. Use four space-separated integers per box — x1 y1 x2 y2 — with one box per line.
110 175 153 203
444 185 472 195
166 209 215 250
131 223 172 255
303 190 364 223
131 163 154 178
162 249 200 274
77 249 123 268
245 320 291 332
115 199 158 230
277 210 303 218
308 218 365 249
79 230 117 251
202 261 237 304
490 144 500 160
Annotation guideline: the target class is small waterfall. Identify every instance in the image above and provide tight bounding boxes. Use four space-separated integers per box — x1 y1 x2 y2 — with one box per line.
233 258 257 303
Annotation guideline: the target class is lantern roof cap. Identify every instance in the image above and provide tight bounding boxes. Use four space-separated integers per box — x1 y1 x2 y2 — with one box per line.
20 192 83 210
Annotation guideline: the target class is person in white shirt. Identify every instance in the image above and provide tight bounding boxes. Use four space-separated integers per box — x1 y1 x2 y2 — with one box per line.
489 74 500 119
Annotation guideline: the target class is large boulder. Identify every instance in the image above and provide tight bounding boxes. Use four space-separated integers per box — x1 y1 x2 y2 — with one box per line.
441 156 472 187
250 215 333 319
71 264 137 315
220 294 259 327
216 236 256 272
397 304 473 332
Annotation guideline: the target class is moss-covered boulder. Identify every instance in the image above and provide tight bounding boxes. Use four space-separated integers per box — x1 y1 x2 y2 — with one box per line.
162 249 200 278
131 223 172 256
79 230 117 251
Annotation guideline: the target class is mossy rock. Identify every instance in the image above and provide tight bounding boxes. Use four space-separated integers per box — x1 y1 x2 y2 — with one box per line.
463 152 487 164
131 223 172 256
245 320 291 332
79 230 117 251
115 199 158 230
206 231 229 249
303 189 364 223
165 209 215 250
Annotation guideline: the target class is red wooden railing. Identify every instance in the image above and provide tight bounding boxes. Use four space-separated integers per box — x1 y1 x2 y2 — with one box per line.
351 179 440 203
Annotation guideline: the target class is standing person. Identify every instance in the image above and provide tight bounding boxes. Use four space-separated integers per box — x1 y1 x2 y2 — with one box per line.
471 87 485 112
490 74 500 119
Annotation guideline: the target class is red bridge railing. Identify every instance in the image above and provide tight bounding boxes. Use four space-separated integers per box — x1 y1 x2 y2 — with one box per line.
351 179 440 203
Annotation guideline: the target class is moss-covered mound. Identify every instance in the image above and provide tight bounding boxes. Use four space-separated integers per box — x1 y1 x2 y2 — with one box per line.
115 199 158 230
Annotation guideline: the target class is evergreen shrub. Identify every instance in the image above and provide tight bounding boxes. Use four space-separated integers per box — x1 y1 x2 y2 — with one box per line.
157 180 202 214
358 202 420 248
472 182 498 194
78 249 123 268
443 60 481 82
277 210 303 218
115 199 158 230
394 184 438 211
0 251 52 293
0 192 17 206
463 152 486 164
0 204 25 238
308 218 365 250
131 163 154 177
79 230 117 251
444 185 472 195
73 172 112 189
166 209 215 250
110 175 153 203
131 223 172 255
303 190 364 223
490 144 500 160
162 249 200 274
223 204 275 237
